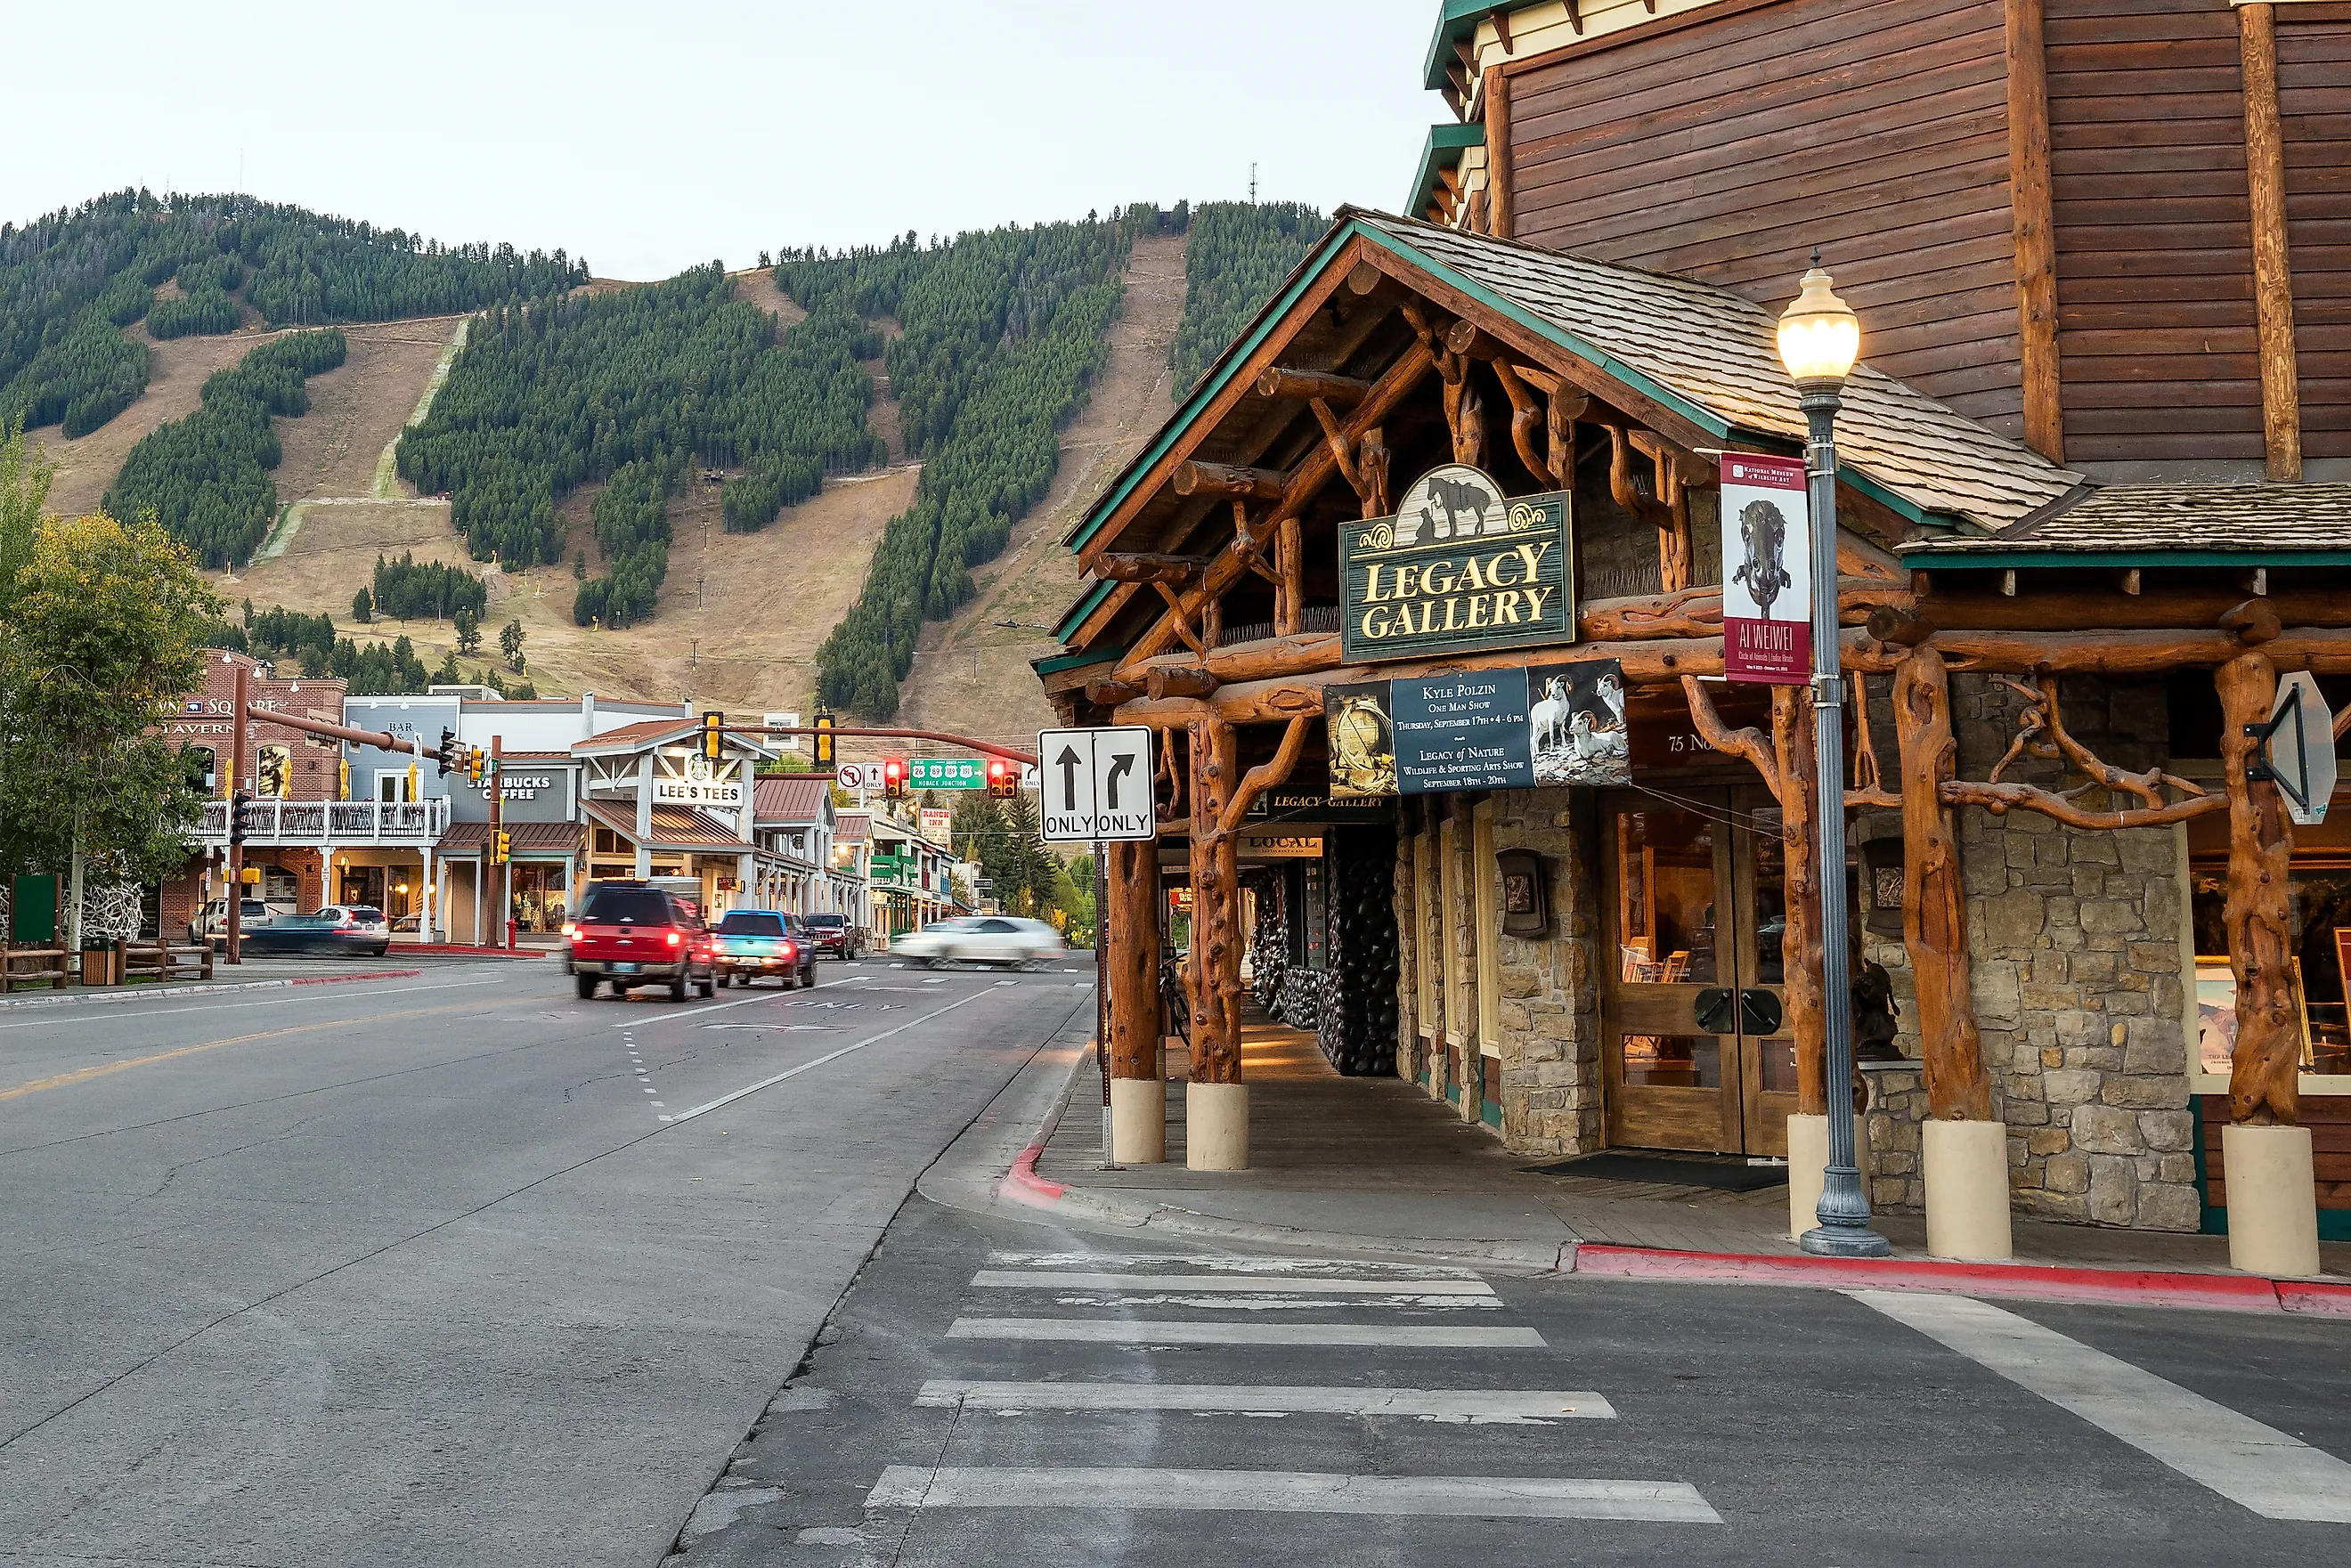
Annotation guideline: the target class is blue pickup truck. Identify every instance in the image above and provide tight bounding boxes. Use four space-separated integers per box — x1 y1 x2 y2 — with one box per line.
712 909 815 988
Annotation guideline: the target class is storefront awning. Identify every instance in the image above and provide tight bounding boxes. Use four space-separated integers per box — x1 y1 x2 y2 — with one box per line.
582 800 755 853
435 821 582 857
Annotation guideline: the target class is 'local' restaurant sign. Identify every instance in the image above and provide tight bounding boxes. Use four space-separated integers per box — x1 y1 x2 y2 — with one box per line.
1340 465 1573 665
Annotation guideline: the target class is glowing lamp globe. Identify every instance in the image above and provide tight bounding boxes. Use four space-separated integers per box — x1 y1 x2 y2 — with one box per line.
1777 261 1861 386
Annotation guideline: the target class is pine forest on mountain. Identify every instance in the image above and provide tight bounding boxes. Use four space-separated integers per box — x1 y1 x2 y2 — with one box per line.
1169 201 1323 393
0 191 583 440
393 265 885 630
102 329 348 569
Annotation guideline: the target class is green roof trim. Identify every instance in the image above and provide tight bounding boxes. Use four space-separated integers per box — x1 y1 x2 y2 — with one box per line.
1032 639 1123 675
1907 549 2351 570
1423 1 1514 91
1404 122 1485 217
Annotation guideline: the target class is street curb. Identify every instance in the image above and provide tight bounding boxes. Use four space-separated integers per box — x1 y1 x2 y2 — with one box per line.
994 1062 2351 1305
1566 1244 2351 1314
0 969 427 1011
390 944 549 959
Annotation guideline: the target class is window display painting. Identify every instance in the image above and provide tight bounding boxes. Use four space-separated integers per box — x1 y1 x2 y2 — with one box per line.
1324 682 1396 800
256 743 292 799
1527 659 1630 786
2195 954 2317 1075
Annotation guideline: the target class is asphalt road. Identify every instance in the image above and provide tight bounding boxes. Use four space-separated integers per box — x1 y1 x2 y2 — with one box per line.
678 1206 2351 1568
0 955 1097 1568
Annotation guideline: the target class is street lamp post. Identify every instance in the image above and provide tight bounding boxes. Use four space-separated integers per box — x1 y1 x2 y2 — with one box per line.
1777 256 1891 1259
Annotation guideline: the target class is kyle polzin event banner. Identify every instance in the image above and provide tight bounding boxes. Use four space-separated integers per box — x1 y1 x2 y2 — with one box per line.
1719 453 1811 685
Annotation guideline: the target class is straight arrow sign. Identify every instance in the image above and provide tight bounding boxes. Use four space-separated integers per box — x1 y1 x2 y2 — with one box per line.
1037 726 1156 843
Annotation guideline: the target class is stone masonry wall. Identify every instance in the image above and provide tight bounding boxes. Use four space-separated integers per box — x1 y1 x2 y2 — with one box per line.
1858 673 2199 1231
1488 787 1603 1158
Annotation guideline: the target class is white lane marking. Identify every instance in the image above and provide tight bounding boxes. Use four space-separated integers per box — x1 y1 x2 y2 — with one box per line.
922 978 945 985
944 1319 1545 1348
1855 1290 2351 1523
915 1382 1612 1421
987 1252 1479 1279
661 991 992 1125
970 1271 1495 1297
607 972 866 1028
703 1023 830 1032
865 1467 1712 1521
0 975 509 1030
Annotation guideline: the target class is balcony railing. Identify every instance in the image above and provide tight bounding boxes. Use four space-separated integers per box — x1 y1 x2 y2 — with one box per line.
196 797 450 845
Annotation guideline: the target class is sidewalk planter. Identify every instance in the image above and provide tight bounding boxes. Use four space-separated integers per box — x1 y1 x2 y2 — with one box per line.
1786 1113 1827 1241
1925 1119 2015 1262
2223 1125 2323 1279
1112 1077 1166 1164
1186 1082 1248 1171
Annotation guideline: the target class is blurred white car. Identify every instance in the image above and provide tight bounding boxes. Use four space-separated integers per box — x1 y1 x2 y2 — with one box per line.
891 916 1065 969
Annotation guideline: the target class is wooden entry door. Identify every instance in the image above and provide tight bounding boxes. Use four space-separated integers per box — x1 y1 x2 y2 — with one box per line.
1600 788 1799 1157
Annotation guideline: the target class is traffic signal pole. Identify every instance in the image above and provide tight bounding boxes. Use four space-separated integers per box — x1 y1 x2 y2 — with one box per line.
491 735 509 951
226 662 248 965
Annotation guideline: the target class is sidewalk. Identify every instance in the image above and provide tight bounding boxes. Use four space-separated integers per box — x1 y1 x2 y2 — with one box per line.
1013 1019 2351 1313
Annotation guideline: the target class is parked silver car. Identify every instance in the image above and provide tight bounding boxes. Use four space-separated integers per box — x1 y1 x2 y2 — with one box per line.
891 916 1066 969
189 898 276 946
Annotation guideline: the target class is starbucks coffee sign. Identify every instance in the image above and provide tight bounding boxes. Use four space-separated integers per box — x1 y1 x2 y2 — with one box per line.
1340 465 1574 665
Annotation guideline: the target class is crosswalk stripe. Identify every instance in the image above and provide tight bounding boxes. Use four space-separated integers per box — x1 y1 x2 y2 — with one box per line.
1856 1290 2351 1523
866 1466 1716 1521
970 1271 1498 1297
944 1317 1546 1347
987 1251 1479 1279
915 1381 1614 1420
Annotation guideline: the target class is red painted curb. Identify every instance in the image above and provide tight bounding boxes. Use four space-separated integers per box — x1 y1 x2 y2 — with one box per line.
1005 1143 1064 1203
1569 1243 2348 1312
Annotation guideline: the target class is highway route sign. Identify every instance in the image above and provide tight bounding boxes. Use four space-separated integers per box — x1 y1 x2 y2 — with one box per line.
1037 726 1155 842
909 757 986 790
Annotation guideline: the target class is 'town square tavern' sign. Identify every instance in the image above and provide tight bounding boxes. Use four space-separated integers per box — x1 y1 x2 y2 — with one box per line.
1340 464 1574 666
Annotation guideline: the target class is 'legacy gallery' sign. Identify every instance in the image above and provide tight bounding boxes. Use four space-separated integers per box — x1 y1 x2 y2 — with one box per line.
1720 453 1811 684
1340 465 1572 665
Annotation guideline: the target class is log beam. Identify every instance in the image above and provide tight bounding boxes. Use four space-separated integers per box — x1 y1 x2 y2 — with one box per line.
1895 646 1994 1123
2218 651 2300 1125
1255 366 1371 404
2241 2 2305 480
1173 461 1287 501
1098 551 1207 586
1145 665 1219 701
1107 841 1161 1081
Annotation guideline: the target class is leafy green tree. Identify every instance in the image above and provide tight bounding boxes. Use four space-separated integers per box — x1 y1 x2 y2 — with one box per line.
500 617 525 670
0 504 221 946
454 606 481 654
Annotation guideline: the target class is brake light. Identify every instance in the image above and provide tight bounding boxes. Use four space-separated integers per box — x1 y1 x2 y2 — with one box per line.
665 930 681 947
779 941 794 959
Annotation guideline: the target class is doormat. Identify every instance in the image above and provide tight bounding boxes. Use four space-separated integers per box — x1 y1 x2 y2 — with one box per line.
1525 1151 1788 1192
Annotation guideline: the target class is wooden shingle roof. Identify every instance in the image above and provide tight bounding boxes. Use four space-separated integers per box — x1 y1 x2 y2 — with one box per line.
1897 482 2351 562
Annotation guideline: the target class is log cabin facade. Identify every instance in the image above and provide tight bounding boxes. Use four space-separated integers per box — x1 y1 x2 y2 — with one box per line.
1037 0 2351 1256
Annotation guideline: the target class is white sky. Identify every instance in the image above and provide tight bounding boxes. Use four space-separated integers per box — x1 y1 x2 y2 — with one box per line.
11 1 1445 280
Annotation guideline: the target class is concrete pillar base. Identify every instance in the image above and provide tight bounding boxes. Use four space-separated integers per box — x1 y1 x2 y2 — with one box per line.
1185 1081 1249 1171
1924 1117 2013 1261
1786 1113 1828 1241
1110 1076 1166 1165
2224 1123 2323 1279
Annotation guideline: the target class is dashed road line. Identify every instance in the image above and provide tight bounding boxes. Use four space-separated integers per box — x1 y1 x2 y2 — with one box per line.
865 1467 1715 1522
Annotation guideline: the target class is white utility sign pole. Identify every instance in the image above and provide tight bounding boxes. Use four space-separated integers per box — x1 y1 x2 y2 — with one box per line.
1037 726 1155 843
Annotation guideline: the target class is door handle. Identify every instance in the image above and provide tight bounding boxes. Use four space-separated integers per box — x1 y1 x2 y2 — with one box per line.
1739 988 1783 1035
1692 987 1737 1034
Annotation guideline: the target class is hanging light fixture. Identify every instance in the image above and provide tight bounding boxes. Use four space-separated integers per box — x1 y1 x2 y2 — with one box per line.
1776 253 1861 387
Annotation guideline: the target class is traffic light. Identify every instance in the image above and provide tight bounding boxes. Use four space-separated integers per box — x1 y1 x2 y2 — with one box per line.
882 757 907 801
405 760 419 802
230 790 252 846
466 747 485 785
812 709 835 768
493 829 511 865
986 757 1015 799
435 727 458 776
702 710 724 762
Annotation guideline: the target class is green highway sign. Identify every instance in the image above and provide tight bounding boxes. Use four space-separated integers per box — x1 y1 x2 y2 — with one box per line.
907 757 985 790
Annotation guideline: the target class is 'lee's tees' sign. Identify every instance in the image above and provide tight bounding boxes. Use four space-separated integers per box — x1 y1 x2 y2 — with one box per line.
1339 464 1573 665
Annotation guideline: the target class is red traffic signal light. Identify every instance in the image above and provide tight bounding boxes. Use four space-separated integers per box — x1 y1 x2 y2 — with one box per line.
986 757 1015 799
882 757 907 800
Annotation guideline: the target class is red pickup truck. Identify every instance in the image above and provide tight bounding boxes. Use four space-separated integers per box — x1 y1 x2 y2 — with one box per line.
563 881 717 1002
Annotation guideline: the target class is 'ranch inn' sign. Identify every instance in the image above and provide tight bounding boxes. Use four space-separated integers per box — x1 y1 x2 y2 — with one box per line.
1340 465 1573 665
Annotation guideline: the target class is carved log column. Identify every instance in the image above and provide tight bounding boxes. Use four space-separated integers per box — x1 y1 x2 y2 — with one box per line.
1186 715 1249 1167
1106 839 1165 1163
2216 650 2321 1273
1774 687 1827 1117
1896 646 2010 1258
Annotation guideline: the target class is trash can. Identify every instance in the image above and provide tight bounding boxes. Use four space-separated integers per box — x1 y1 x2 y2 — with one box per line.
79 944 118 987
